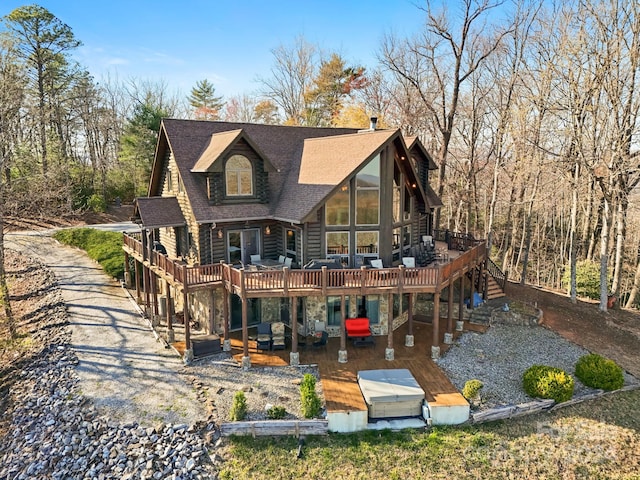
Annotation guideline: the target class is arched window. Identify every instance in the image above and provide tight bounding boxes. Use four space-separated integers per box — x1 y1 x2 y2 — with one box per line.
225 155 253 196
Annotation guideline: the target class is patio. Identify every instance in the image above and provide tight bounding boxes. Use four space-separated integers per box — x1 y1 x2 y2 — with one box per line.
169 317 487 431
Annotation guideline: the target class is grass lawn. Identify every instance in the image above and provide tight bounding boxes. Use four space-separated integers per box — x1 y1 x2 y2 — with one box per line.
218 389 640 479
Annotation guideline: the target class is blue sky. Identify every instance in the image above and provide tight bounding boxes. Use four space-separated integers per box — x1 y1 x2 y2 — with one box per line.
2 0 426 98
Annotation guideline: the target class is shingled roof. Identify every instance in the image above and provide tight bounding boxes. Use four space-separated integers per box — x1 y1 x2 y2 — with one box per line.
151 119 432 225
135 197 186 228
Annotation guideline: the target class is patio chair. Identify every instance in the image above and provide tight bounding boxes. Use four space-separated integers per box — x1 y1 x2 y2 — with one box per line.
278 255 286 264
402 257 416 268
284 257 293 268
271 322 286 350
370 259 384 269
250 254 262 264
256 322 272 350
312 330 328 348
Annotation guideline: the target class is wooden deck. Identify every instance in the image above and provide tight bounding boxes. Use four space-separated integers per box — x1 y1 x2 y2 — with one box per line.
216 318 481 414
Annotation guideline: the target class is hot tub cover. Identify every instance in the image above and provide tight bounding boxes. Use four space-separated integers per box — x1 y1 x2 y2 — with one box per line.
357 369 425 403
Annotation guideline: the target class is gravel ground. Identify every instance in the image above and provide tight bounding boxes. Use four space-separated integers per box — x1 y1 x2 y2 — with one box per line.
186 355 320 422
436 323 639 409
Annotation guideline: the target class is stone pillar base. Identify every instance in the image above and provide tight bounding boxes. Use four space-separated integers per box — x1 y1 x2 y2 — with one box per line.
166 328 175 343
431 345 441 360
338 349 348 363
124 271 131 288
405 334 414 347
151 315 160 327
289 351 300 367
241 356 251 370
385 347 395 361
456 320 464 332
444 332 454 344
223 339 231 352
183 349 194 365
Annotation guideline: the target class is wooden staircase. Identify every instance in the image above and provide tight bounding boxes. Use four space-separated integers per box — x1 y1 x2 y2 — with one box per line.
485 274 506 300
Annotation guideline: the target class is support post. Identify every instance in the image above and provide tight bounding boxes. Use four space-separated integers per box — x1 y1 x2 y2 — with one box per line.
123 251 131 287
240 274 250 369
209 289 215 335
405 292 414 347
386 292 394 361
143 266 150 314
134 260 141 304
432 291 440 360
445 284 454 344
223 286 231 351
290 297 299 366
165 280 174 343
338 295 347 363
457 274 465 332
183 289 193 364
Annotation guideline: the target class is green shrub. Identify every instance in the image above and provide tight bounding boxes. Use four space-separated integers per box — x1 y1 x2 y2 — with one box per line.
462 379 483 400
230 391 248 421
266 405 287 419
87 193 107 213
523 365 574 403
575 353 624 391
300 373 322 419
561 259 607 300
53 228 124 279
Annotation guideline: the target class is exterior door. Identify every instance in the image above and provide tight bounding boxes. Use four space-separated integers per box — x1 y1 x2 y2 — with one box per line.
228 229 260 264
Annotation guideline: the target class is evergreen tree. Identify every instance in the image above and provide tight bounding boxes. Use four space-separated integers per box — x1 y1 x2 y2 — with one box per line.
188 79 224 120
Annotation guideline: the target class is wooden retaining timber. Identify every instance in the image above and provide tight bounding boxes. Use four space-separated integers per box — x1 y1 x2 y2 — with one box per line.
219 419 329 437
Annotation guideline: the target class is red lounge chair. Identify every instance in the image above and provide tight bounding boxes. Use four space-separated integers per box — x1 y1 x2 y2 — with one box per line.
345 318 374 347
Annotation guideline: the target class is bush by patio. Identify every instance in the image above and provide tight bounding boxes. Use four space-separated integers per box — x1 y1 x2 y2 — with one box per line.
575 353 624 391
230 391 248 421
522 365 574 403
300 374 322 419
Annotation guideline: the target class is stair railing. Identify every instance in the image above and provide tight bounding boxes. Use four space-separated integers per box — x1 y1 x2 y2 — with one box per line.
485 257 508 290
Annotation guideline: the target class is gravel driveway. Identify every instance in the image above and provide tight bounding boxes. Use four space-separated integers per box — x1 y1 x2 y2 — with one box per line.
6 232 207 427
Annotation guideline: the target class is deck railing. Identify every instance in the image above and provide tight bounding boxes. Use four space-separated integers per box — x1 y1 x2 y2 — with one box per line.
433 229 482 251
123 232 487 296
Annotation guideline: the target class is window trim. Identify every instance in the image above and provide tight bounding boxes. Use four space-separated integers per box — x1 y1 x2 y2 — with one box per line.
225 154 254 197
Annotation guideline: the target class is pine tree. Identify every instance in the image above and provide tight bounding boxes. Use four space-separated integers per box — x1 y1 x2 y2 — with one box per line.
188 79 224 120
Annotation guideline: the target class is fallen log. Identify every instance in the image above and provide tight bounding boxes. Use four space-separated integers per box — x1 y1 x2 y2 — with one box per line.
220 419 329 437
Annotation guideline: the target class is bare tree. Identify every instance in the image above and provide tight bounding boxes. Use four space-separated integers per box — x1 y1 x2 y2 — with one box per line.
381 0 513 229
257 36 318 125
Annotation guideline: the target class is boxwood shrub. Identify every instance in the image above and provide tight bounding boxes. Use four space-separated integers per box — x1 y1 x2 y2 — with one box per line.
522 365 574 403
575 353 624 391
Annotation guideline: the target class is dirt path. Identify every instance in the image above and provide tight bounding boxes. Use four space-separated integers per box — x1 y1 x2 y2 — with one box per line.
507 282 640 378
5 232 207 426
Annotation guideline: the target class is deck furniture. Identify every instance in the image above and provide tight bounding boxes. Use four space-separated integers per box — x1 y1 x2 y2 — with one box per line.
191 334 221 358
402 257 416 268
256 322 272 350
250 254 262 264
271 322 286 350
357 369 426 419
312 330 328 348
345 317 374 347
370 259 383 269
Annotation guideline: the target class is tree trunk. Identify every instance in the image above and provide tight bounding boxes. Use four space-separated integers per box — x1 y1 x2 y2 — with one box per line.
599 196 610 312
569 162 579 303
610 192 627 295
624 243 640 308
0 185 16 339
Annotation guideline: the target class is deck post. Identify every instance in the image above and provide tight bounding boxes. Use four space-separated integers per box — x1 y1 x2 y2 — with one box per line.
405 292 414 347
222 286 231 351
432 290 441 359
338 295 347 363
385 292 394 360
143 266 150 315
123 251 131 287
150 273 159 326
165 279 174 343
444 284 454 344
457 274 465 331
183 289 193 364
470 266 477 309
240 271 250 370
290 297 299 366
208 289 215 334
134 260 141 304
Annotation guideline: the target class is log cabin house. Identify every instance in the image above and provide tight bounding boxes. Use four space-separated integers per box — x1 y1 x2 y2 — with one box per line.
123 118 502 369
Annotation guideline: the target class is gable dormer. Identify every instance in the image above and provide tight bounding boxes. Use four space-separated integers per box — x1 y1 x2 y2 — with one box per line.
191 129 277 205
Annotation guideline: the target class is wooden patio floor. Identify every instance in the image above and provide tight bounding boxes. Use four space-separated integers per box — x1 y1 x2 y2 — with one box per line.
216 318 488 414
